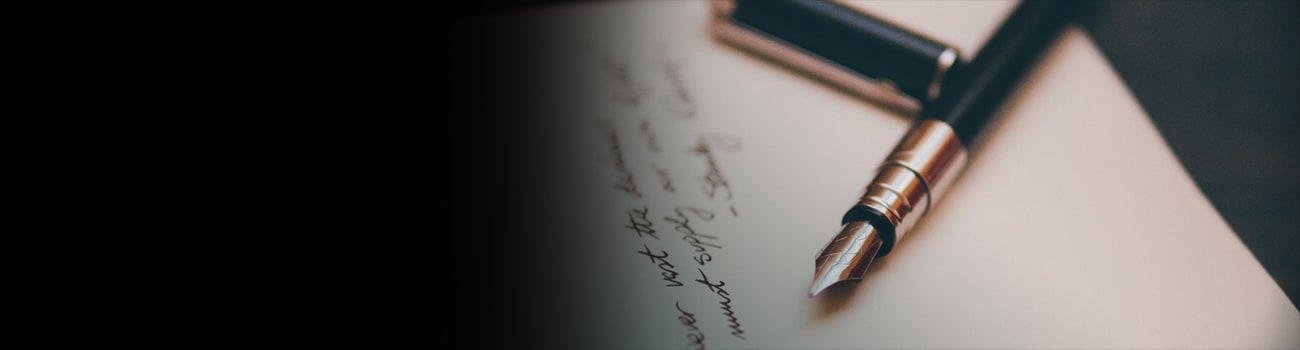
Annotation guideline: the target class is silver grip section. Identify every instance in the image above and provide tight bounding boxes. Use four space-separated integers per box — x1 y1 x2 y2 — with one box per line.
857 119 968 241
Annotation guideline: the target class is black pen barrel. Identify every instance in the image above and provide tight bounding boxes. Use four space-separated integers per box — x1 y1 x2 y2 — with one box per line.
715 0 964 111
926 0 1072 147
813 0 1074 296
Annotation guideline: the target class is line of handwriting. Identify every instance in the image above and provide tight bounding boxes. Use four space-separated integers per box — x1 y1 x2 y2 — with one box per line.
676 301 706 349
639 119 662 153
637 244 684 287
657 47 697 119
625 207 657 239
665 206 721 266
691 135 741 217
695 269 746 340
603 56 648 106
601 126 642 198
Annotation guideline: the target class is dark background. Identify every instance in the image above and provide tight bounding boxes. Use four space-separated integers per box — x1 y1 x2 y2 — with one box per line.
443 3 1300 339
1078 0 1299 309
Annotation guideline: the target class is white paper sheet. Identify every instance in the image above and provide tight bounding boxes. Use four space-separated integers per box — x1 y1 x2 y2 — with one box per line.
491 2 1300 348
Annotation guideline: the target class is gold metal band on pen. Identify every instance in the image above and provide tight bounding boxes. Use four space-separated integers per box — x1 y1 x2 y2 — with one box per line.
857 119 968 241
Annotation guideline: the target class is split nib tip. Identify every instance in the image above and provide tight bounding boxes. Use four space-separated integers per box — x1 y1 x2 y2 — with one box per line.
807 254 874 297
809 221 885 297
809 275 850 297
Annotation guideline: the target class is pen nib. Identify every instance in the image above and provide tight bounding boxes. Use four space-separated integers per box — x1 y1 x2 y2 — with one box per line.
810 221 885 297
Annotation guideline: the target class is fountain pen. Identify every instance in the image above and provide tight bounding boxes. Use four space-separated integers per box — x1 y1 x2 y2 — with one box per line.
811 0 1072 297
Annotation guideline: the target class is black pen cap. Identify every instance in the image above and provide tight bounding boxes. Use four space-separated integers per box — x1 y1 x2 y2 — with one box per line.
712 0 963 114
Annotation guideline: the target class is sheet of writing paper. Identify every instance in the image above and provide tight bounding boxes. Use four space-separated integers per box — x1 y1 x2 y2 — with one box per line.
490 2 1300 348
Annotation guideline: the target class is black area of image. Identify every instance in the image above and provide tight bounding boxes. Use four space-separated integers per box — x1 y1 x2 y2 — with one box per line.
438 5 585 348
